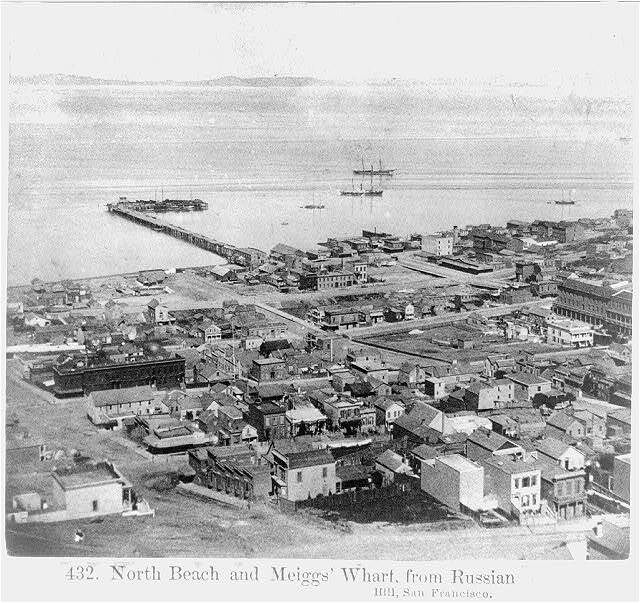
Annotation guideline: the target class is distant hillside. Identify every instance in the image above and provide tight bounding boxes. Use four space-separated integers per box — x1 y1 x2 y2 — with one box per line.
9 73 323 87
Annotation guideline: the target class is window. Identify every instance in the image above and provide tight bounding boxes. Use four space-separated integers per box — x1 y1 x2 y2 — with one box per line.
532 494 537 505
92 500 99 512
322 467 328 478
296 471 303 483
522 477 530 488
514 478 520 488
531 475 537 486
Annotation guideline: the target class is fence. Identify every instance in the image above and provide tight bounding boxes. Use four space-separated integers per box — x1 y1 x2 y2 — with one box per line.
283 475 420 513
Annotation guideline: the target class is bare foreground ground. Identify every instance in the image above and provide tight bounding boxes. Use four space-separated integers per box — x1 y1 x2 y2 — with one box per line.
5 360 594 561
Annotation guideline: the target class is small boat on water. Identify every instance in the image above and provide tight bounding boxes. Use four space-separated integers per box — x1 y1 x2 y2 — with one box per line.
301 204 325 209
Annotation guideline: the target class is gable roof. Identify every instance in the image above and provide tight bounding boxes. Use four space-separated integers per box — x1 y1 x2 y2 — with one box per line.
198 319 221 331
271 243 304 256
254 401 285 415
540 461 584 482
138 270 167 283
607 407 631 423
467 427 519 452
587 520 630 557
374 397 404 412
198 410 218 425
547 411 580 432
367 376 388 390
393 402 443 436
375 449 407 472
164 389 210 409
256 383 289 400
219 405 243 420
410 444 439 461
89 385 157 407
348 381 374 397
488 414 517 429
260 339 291 354
465 381 492 394
212 264 241 277
447 388 467 403
535 437 580 460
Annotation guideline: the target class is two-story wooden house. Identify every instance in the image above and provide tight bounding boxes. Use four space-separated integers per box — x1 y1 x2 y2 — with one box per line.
269 443 336 502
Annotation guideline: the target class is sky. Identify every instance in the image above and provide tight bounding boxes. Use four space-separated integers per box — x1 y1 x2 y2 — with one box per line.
4 2 638 95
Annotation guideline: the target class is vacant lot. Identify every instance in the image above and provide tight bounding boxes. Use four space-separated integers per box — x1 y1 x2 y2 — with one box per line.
306 489 465 525
6 490 591 560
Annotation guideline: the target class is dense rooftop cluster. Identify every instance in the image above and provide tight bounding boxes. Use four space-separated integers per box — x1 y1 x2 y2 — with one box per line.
5 209 632 558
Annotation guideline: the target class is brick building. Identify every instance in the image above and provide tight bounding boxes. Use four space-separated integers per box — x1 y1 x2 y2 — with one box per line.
249 357 286 382
553 277 631 337
246 401 287 441
52 346 185 397
188 445 271 501
299 271 356 291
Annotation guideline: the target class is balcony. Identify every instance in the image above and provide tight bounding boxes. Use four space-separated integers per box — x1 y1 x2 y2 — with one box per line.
551 491 587 504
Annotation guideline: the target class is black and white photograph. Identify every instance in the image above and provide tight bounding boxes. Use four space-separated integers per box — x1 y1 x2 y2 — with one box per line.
1 1 637 600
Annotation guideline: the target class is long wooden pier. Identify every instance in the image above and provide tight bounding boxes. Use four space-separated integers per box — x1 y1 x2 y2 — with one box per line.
107 203 265 268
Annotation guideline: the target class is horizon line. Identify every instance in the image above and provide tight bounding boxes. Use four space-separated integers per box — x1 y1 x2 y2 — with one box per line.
9 72 582 87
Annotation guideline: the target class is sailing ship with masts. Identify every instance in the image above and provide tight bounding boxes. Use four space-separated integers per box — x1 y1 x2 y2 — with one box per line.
554 189 576 205
340 178 364 196
353 157 396 177
363 169 383 196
